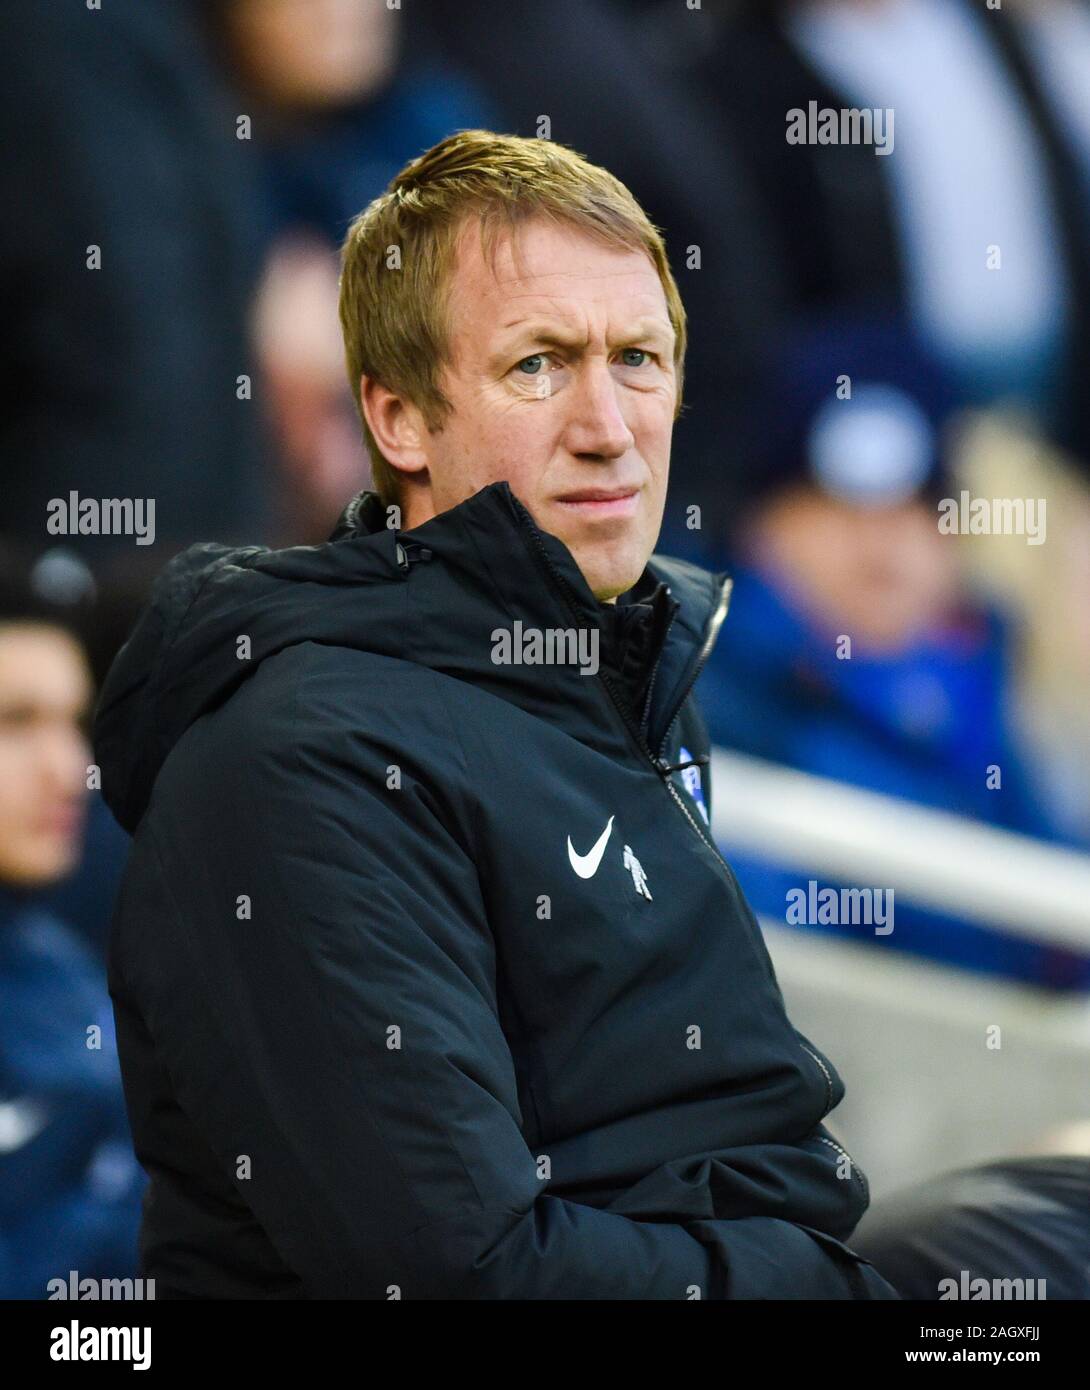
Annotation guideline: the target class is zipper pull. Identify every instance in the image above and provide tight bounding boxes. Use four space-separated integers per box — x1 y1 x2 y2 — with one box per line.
395 542 433 572
656 752 710 777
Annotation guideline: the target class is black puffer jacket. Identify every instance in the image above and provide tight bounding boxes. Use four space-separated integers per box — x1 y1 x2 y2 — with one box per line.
94 482 899 1299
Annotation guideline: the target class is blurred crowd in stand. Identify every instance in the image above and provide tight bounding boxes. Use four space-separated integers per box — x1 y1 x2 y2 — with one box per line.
3 0 1090 1294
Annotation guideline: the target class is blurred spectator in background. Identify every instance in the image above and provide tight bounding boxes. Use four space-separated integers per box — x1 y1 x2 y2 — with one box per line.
633 0 1090 490
696 318 1090 989
205 0 494 248
202 0 499 540
0 0 267 561
954 412 1090 846
0 550 144 1299
251 235 364 543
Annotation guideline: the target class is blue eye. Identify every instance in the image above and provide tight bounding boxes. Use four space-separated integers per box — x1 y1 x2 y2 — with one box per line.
517 355 545 375
621 348 650 367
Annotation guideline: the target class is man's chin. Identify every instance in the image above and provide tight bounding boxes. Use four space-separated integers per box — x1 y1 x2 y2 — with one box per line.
533 505 655 602
576 554 646 603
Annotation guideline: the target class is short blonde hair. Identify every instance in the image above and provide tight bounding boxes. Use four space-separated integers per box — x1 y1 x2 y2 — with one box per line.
338 129 688 506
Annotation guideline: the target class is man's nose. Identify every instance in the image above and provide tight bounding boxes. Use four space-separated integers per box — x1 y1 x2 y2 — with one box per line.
563 361 635 461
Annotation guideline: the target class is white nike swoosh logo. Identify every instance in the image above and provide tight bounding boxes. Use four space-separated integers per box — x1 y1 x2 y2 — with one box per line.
0 1098 50 1154
567 815 615 879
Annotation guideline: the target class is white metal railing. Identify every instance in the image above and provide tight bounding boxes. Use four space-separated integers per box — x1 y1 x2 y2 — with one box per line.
710 749 1090 952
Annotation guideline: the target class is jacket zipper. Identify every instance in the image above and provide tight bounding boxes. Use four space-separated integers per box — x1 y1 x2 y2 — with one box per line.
516 516 869 1197
639 635 669 742
518 514 730 848
637 569 867 1202
650 578 733 846
655 576 732 766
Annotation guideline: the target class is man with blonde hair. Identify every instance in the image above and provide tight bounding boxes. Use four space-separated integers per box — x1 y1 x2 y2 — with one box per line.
95 130 901 1298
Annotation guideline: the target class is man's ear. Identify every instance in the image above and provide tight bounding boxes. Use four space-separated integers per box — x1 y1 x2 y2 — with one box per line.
359 375 430 479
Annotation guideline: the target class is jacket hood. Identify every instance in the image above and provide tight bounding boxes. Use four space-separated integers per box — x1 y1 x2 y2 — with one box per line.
94 482 730 835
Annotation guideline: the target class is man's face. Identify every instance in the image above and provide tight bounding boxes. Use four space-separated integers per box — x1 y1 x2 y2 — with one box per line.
411 217 678 599
747 486 961 650
0 625 91 887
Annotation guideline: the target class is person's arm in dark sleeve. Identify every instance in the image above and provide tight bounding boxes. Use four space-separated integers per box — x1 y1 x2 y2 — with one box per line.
116 657 871 1298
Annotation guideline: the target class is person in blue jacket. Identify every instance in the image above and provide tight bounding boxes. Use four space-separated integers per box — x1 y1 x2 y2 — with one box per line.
697 317 1090 989
0 551 145 1299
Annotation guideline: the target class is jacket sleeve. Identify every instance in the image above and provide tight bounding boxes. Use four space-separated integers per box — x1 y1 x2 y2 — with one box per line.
115 654 881 1299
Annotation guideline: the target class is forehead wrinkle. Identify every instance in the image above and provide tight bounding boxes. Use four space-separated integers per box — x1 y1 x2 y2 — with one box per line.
450 225 674 370
497 287 673 335
497 313 673 348
460 220 665 312
492 257 659 285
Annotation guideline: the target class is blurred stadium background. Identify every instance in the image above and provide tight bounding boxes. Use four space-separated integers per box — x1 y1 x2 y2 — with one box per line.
2 0 1090 1295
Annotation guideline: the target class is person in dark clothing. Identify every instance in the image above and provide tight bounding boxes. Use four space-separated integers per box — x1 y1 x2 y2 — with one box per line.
0 552 145 1298
94 131 1088 1299
206 0 500 252
0 0 267 559
851 1155 1090 1302
638 0 1090 478
200 0 501 544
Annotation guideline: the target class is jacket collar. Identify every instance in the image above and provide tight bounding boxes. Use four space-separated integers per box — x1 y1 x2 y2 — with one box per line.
95 480 732 833
334 481 732 757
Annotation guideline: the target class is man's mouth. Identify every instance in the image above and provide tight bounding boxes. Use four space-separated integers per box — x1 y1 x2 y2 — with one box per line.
554 487 640 518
